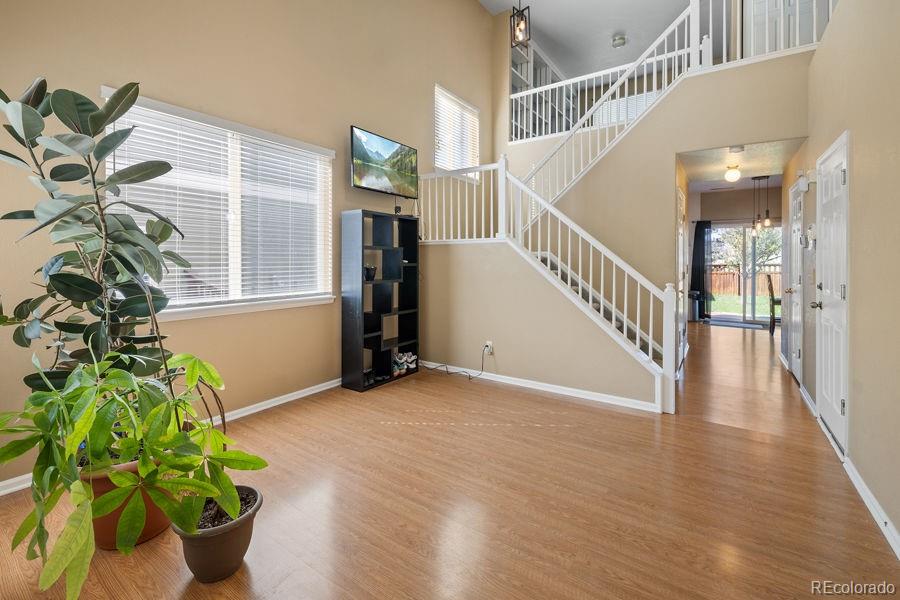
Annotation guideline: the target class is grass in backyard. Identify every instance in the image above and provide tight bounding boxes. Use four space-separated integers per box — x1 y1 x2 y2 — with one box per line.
710 294 781 318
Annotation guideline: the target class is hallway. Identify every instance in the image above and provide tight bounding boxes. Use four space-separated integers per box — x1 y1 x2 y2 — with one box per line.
677 323 817 440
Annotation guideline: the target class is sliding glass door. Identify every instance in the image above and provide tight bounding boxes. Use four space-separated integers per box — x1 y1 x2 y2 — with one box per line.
709 223 783 323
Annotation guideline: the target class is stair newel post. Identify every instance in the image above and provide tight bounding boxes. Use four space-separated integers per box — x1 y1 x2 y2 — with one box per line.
690 0 701 70
662 283 677 414
497 154 508 239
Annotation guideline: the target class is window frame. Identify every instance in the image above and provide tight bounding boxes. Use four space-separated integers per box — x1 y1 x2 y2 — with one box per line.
100 86 336 321
433 84 481 174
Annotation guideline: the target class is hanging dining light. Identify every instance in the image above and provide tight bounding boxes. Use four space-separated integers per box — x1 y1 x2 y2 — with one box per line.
763 175 772 227
510 0 531 48
752 176 764 231
750 176 759 237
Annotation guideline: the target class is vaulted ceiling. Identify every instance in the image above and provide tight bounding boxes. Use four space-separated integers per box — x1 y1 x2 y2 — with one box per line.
479 0 688 76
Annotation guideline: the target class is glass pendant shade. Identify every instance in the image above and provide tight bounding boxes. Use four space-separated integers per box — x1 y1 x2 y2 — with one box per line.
724 166 741 182
510 3 531 48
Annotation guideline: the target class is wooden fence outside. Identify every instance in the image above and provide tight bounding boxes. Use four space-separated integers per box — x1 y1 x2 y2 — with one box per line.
710 264 781 296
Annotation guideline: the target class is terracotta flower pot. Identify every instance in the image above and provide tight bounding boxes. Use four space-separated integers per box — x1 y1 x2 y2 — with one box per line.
80 460 171 551
172 485 263 583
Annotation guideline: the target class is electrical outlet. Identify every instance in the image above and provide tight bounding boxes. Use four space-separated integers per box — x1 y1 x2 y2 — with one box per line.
484 341 494 355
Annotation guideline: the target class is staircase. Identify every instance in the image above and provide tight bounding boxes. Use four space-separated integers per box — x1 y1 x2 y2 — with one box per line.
419 0 831 413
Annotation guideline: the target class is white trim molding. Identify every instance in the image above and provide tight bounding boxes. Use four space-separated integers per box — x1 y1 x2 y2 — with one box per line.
800 385 816 417
844 459 900 561
0 377 342 497
159 294 335 322
420 361 660 414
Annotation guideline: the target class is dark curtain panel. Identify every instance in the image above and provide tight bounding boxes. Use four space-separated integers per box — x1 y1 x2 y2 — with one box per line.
690 221 712 319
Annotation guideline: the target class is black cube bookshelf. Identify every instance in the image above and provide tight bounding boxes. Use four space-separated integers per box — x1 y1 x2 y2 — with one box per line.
341 209 419 391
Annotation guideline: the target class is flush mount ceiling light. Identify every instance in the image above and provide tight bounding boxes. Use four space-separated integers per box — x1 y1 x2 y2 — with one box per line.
510 0 531 48
724 165 741 182
612 33 627 49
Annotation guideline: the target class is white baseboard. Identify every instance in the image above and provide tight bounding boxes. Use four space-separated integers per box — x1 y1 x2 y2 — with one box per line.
779 352 791 372
799 385 816 416
844 459 900 561
210 378 341 426
0 473 32 497
420 361 660 414
0 377 342 498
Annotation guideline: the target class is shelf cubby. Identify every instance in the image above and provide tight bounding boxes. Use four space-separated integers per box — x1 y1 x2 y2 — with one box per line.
342 209 419 392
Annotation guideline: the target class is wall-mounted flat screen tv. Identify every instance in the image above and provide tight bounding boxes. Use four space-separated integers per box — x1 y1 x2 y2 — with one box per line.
351 126 418 199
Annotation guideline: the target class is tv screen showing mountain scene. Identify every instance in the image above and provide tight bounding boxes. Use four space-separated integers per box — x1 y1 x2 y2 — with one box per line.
351 126 418 199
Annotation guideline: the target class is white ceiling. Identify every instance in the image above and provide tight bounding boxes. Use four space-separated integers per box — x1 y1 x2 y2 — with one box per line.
679 138 806 193
479 0 689 76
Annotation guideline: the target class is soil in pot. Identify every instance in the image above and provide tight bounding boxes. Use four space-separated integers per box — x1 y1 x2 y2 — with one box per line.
173 485 263 583
81 460 171 551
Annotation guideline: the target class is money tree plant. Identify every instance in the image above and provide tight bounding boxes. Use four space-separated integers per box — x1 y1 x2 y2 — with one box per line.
0 78 267 599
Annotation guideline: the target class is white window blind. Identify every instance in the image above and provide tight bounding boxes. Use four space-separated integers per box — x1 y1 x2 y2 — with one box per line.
434 85 480 172
105 100 333 309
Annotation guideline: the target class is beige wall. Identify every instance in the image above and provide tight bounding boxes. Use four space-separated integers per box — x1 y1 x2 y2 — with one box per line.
700 187 783 222
420 243 657 404
803 0 900 529
0 0 495 481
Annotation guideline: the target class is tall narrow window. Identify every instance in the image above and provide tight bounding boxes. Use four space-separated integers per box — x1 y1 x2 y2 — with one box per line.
104 91 334 310
434 85 480 172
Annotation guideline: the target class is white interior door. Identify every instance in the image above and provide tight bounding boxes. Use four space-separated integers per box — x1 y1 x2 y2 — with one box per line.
815 132 849 452
788 183 804 378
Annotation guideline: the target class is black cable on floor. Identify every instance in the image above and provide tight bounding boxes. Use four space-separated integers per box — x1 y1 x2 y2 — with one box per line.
424 344 488 381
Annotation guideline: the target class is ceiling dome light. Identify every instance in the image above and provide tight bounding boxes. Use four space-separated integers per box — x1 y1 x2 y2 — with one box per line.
724 165 741 182
612 34 627 49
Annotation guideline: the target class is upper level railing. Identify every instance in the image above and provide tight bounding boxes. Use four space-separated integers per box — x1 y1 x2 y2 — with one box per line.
520 6 693 205
510 0 834 145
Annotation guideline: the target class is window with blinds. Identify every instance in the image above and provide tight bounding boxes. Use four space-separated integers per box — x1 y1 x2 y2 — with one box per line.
105 100 333 310
434 85 480 172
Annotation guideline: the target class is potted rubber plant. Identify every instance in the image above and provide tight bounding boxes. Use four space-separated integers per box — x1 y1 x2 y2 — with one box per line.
0 78 267 598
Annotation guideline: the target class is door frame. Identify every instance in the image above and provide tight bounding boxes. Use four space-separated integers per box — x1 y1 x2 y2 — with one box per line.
787 180 805 382
815 129 850 455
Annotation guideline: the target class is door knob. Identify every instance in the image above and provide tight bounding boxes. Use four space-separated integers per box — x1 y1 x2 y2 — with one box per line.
809 301 823 309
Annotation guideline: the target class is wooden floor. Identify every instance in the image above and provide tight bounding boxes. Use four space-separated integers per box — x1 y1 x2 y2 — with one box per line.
0 323 897 598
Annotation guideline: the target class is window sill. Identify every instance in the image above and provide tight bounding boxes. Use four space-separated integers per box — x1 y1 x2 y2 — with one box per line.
157 294 335 322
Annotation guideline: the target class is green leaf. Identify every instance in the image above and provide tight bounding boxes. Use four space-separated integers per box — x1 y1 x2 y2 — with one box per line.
116 293 168 318
49 163 89 182
12 325 31 348
208 462 240 519
38 500 92 591
105 160 171 187
107 469 139 488
168 353 224 389
0 148 30 170
0 434 41 464
120 202 184 239
37 133 95 157
18 78 47 109
20 200 89 241
154 477 220 497
145 487 196 533
93 126 134 163
5 101 45 140
209 450 268 470
89 83 139 134
49 273 102 302
1 209 35 220
91 486 133 518
11 487 64 551
0 87 9 103
87 401 118 459
24 318 42 340
64 522 93 600
115 490 146 554
65 395 96 457
3 123 32 148
162 250 191 269
50 89 99 135
43 147 64 162
54 320 88 334
22 370 70 392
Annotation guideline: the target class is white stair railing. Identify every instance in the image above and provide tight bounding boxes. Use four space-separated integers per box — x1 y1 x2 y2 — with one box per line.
419 160 677 412
521 7 692 205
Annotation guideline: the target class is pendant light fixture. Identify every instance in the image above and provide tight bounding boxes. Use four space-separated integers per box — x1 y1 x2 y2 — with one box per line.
752 176 764 231
763 175 772 227
750 177 758 237
725 165 741 182
510 0 531 48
